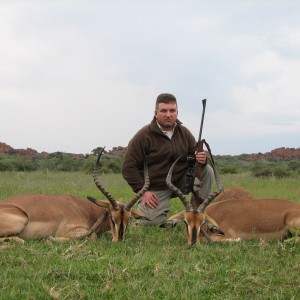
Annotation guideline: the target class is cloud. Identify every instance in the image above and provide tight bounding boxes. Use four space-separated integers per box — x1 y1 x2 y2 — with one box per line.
232 49 300 116
0 1 299 155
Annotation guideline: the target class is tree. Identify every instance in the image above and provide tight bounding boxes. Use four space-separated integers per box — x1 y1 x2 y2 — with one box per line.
91 147 106 156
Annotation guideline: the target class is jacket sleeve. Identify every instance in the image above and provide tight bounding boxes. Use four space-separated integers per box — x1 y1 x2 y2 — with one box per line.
184 126 208 166
185 127 197 156
122 132 147 193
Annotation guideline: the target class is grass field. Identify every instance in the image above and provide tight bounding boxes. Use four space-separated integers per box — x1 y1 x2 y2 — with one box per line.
0 171 300 299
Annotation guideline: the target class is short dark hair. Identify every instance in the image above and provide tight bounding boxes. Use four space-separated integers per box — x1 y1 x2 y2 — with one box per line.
155 93 177 109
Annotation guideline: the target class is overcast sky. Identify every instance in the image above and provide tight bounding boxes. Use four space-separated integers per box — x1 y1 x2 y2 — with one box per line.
1 1 299 155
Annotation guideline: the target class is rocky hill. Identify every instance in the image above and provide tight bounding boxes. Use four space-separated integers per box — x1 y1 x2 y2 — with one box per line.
244 147 300 161
0 142 85 159
89 146 300 159
0 141 299 160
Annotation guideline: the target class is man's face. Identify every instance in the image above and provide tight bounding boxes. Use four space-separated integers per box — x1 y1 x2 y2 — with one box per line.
155 102 178 130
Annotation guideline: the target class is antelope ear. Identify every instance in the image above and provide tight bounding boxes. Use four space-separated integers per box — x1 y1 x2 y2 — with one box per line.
131 208 150 220
160 219 180 228
204 213 224 235
160 220 174 228
91 198 111 208
87 196 96 202
204 213 220 228
160 212 185 228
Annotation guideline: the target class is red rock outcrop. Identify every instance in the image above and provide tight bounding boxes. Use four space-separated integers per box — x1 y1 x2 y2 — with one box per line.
246 147 300 161
0 142 14 154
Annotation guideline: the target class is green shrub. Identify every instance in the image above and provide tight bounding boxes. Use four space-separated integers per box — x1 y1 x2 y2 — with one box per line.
273 167 290 178
219 166 239 174
288 160 300 172
0 158 14 171
81 154 122 174
13 158 39 171
81 155 97 173
39 152 84 172
0 157 38 171
251 161 273 178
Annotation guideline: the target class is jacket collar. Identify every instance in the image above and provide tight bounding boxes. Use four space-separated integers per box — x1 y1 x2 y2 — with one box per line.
150 116 182 134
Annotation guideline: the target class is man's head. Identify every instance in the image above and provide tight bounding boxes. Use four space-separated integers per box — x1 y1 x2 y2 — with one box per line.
155 93 177 110
155 93 178 131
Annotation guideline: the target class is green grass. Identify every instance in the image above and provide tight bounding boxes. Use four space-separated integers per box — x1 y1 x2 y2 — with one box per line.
1 172 300 299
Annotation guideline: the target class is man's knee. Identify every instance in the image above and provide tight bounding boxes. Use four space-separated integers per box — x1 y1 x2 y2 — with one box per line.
137 202 168 226
193 165 214 199
140 214 167 226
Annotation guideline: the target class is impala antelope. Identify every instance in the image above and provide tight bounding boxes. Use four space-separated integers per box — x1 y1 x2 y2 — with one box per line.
0 149 149 243
161 158 300 245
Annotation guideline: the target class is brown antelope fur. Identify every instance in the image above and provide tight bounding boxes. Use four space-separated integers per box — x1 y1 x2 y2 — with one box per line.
214 187 253 202
0 194 110 243
204 187 300 242
165 187 300 244
0 149 150 243
162 157 300 245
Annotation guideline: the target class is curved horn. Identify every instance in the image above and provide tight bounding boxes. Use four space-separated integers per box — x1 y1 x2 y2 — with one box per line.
125 156 150 210
92 147 119 210
166 156 192 211
198 158 224 212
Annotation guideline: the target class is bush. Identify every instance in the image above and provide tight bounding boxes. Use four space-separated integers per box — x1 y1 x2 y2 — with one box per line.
95 155 122 174
38 157 61 171
219 166 239 174
0 158 14 171
273 167 290 178
288 160 300 172
0 157 38 171
81 155 97 173
253 167 273 178
13 158 39 171
81 154 122 174
251 160 292 178
40 152 83 171
215 156 252 174
0 153 123 174
251 161 273 178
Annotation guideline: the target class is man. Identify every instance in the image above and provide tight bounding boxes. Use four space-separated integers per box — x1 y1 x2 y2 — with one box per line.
122 93 214 225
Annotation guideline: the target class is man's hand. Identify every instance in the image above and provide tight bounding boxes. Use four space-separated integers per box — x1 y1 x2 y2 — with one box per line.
195 151 207 165
141 191 158 209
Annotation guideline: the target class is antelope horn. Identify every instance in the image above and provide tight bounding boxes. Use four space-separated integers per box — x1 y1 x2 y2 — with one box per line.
92 147 119 210
126 156 150 210
166 156 192 211
198 158 224 212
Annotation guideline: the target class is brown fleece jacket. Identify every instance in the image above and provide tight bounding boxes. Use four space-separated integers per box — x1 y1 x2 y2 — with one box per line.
122 117 197 192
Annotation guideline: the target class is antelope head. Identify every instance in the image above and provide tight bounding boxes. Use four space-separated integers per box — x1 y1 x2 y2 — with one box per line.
92 148 150 242
161 156 224 245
